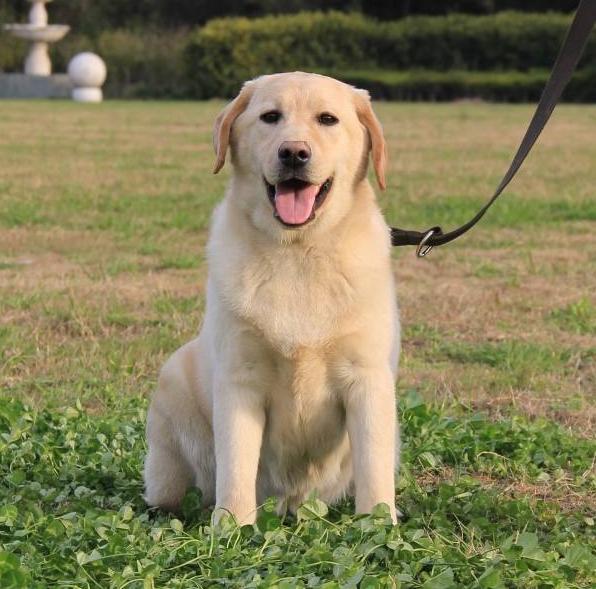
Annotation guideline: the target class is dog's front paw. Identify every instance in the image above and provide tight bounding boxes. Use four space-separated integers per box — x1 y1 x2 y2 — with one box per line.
212 504 257 527
365 502 401 525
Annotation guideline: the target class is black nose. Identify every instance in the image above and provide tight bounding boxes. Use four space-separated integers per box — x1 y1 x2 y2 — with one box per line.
278 141 311 168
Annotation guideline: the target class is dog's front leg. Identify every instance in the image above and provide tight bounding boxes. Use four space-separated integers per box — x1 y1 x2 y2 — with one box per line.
345 365 397 523
213 376 265 525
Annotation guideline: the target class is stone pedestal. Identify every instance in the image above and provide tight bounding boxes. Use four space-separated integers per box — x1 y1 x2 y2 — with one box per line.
25 41 52 75
0 73 71 99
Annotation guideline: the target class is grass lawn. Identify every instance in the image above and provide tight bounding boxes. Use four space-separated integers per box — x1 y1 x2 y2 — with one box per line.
0 100 594 588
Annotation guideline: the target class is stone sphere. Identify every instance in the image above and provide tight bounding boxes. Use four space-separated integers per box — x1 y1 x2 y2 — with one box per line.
68 52 107 88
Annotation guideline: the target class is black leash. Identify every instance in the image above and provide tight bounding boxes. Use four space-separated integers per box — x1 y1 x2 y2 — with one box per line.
390 0 596 257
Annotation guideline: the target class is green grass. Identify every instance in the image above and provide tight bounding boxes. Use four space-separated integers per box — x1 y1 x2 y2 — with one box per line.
550 299 596 336
1 394 594 588
431 341 575 390
382 193 596 233
0 101 594 587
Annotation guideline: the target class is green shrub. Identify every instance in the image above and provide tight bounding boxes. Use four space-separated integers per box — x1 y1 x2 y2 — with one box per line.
374 11 591 71
0 34 26 73
326 68 596 102
185 11 596 98
184 11 379 98
56 30 191 98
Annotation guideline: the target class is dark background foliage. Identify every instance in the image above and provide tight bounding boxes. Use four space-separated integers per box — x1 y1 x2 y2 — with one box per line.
0 0 579 34
0 0 592 100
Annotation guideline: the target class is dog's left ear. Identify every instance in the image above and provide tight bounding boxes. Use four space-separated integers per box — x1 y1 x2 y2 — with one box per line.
353 88 387 190
213 81 255 174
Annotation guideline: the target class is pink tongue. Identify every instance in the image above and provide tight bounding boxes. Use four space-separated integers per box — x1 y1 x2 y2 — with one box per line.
275 182 320 225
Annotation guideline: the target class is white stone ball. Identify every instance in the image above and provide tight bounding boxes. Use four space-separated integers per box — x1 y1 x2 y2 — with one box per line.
68 52 107 88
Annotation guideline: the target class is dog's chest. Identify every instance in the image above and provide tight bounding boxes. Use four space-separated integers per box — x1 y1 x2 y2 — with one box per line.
229 246 356 352
262 348 346 477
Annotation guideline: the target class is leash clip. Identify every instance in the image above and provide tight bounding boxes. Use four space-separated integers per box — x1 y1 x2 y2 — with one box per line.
416 229 436 258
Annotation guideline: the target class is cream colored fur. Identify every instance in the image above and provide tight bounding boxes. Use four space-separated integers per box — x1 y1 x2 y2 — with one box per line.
144 72 400 524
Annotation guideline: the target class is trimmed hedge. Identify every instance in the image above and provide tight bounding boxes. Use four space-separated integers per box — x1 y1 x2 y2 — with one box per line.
328 68 596 102
373 11 591 70
184 11 596 99
184 11 378 98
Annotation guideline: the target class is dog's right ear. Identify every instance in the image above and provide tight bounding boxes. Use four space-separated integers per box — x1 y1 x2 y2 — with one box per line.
213 81 255 174
353 88 387 191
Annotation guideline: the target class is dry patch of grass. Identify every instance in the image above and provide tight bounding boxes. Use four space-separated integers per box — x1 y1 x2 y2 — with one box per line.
415 466 596 515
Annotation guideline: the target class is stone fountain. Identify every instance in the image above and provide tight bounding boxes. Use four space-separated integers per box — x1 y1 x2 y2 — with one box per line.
1 0 106 101
4 0 70 75
0 0 72 98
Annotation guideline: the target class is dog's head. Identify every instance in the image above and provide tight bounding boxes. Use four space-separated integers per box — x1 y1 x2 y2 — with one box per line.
213 72 386 240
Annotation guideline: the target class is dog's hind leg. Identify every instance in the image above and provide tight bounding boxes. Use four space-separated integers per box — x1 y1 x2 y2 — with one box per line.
144 422 193 512
144 340 215 512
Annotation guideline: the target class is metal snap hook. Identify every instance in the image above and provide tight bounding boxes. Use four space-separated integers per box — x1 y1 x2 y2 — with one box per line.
416 229 436 258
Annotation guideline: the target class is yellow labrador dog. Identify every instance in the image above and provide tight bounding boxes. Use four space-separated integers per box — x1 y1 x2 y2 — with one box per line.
144 72 400 524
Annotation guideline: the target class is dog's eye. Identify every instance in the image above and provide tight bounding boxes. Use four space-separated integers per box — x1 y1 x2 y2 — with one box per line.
318 113 339 126
260 110 281 124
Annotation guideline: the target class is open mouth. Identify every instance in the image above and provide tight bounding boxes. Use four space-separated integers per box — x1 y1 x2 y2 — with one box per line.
266 177 333 227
